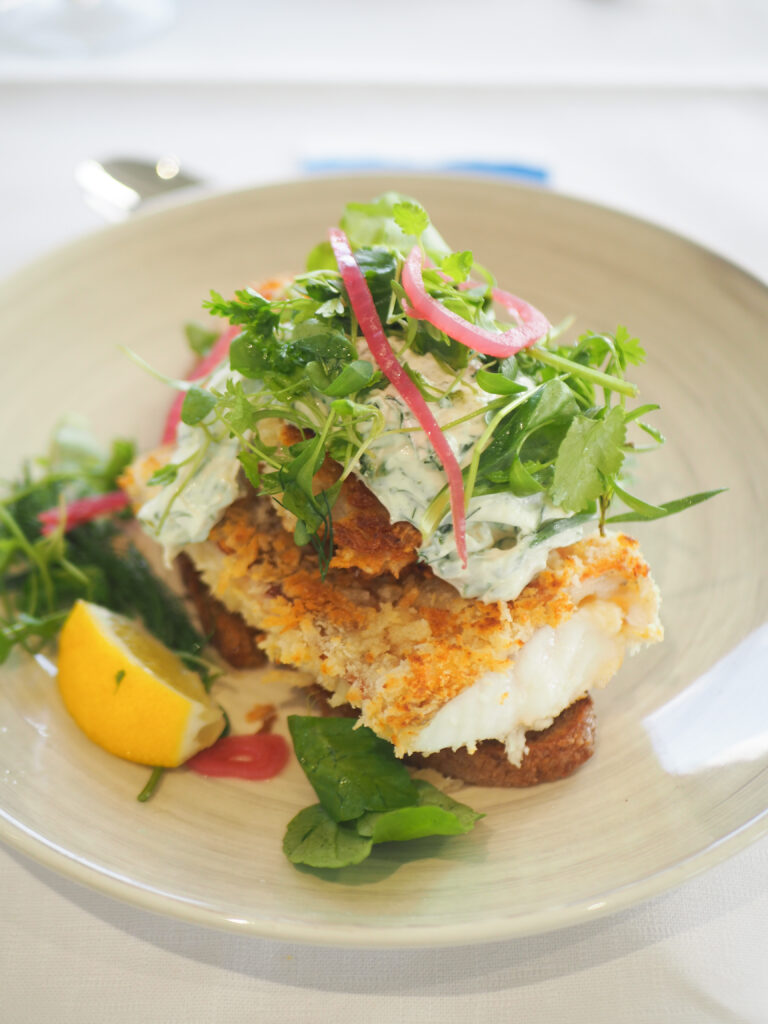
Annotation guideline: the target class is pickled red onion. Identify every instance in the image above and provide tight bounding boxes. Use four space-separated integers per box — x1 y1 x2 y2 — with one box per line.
328 228 467 568
401 247 550 357
161 324 240 444
38 490 130 536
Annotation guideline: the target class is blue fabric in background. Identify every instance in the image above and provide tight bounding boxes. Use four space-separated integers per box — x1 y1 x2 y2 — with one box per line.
300 159 549 185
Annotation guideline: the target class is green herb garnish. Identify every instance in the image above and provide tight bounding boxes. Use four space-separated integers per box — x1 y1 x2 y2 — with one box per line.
162 192 719 571
283 716 483 869
0 420 206 665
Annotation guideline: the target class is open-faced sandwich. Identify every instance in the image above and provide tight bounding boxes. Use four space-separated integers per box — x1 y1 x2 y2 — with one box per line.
120 193 713 791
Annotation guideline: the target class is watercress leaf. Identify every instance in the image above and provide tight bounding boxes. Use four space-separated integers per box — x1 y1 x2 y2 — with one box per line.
476 369 527 396
147 464 179 487
101 438 136 490
288 320 356 368
352 248 397 325
392 200 430 238
530 510 596 545
304 361 330 392
508 458 546 496
321 360 375 397
636 420 666 445
479 380 578 480
606 485 725 523
180 386 217 426
298 275 342 303
184 322 219 358
551 405 626 512
408 323 472 371
228 334 269 379
287 716 417 822
283 804 373 868
329 397 378 420
623 403 661 423
306 241 337 272
356 779 483 842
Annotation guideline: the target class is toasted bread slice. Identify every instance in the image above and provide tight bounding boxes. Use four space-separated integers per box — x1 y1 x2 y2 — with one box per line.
178 554 265 669
309 683 596 787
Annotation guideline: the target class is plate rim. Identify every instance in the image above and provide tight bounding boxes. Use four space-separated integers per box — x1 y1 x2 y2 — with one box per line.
2 799 766 947
2 172 767 946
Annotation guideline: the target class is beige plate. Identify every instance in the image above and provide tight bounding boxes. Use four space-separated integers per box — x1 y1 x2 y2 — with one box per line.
1 176 766 947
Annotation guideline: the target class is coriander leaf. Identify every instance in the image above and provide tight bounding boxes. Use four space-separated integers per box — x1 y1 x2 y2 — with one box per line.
440 250 473 284
606 486 725 523
237 451 262 489
204 288 279 334
218 379 257 435
392 200 430 237
340 193 451 263
180 386 216 426
288 716 417 822
283 804 373 868
184 322 219 358
551 406 626 512
356 779 483 842
614 325 646 367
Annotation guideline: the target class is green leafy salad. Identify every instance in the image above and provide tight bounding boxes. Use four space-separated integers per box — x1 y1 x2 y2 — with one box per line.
138 192 719 606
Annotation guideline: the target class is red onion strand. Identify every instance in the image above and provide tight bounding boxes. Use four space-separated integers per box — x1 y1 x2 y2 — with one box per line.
328 228 468 568
401 246 550 358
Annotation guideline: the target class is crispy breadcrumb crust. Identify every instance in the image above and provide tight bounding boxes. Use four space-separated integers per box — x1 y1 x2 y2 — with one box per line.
122 452 661 757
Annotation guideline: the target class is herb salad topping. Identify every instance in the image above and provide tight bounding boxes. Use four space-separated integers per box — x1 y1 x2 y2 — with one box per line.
139 193 720 601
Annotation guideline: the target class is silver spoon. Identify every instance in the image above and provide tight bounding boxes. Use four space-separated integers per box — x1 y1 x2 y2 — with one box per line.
75 156 202 221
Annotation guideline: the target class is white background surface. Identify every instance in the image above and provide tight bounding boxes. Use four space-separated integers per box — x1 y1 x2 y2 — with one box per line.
1 1 767 1021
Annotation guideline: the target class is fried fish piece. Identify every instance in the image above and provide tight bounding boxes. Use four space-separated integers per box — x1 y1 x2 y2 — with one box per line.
123 450 661 781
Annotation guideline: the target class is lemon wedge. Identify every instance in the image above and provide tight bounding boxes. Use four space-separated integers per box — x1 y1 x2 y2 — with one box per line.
57 600 225 767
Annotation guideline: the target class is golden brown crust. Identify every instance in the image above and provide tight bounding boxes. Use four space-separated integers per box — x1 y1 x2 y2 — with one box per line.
123 444 660 760
274 427 421 578
177 553 266 669
309 685 596 787
177 562 596 785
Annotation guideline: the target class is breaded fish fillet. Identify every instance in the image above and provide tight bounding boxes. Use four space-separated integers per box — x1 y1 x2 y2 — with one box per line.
123 454 662 775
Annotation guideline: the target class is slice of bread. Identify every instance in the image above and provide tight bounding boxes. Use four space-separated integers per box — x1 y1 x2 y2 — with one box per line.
308 683 596 787
178 554 266 669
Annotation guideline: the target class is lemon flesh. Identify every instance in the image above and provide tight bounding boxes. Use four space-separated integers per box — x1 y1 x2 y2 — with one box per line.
57 600 225 767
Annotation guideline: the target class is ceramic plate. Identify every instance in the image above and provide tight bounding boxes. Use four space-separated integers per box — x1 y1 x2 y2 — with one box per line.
1 176 766 947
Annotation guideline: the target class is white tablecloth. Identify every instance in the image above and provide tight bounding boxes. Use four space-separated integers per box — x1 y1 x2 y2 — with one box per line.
1 3 767 1020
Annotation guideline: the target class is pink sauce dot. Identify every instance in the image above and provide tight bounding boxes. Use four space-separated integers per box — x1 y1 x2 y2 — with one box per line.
186 733 290 780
